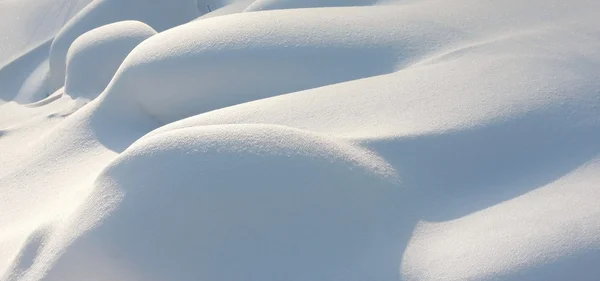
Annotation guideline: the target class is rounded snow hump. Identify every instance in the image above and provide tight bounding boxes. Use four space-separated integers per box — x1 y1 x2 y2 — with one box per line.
65 21 156 100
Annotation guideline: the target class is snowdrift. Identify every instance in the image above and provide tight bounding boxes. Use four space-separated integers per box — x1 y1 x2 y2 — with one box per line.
42 125 398 281
101 6 462 124
65 21 156 100
48 0 201 91
2 0 600 280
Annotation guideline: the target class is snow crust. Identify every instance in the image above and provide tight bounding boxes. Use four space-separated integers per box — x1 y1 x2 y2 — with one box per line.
1 0 600 280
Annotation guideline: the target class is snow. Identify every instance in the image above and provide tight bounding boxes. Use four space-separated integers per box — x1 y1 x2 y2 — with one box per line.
1 0 600 280
41 124 398 281
102 6 423 123
64 21 156 101
0 0 92 67
48 0 201 92
0 40 52 104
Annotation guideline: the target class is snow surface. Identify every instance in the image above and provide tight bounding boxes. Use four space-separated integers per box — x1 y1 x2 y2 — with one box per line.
1 0 600 280
47 0 202 92
64 21 156 101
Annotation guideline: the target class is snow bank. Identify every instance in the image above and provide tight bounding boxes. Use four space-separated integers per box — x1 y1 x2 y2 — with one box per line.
147 23 600 139
101 6 463 124
48 0 200 91
64 21 156 100
42 124 397 281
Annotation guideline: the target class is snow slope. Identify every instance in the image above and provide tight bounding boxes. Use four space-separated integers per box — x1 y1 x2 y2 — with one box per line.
0 0 92 67
1 0 600 280
0 0 93 104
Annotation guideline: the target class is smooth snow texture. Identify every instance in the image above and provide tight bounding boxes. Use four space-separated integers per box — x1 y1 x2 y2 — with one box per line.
65 21 156 100
48 0 201 92
0 0 93 104
42 125 397 281
102 6 460 124
0 0 92 67
0 40 52 104
1 0 600 281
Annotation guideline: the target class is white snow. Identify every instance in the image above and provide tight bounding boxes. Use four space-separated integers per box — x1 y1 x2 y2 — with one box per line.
41 124 398 281
64 21 156 101
1 0 600 280
0 0 92 67
48 0 201 92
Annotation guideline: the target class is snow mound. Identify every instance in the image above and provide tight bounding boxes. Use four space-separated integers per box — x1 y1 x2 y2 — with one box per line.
101 6 460 124
64 21 155 100
48 0 200 92
43 124 398 281
148 32 600 140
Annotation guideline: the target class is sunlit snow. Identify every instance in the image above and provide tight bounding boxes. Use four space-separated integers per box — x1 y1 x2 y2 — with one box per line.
1 0 600 280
